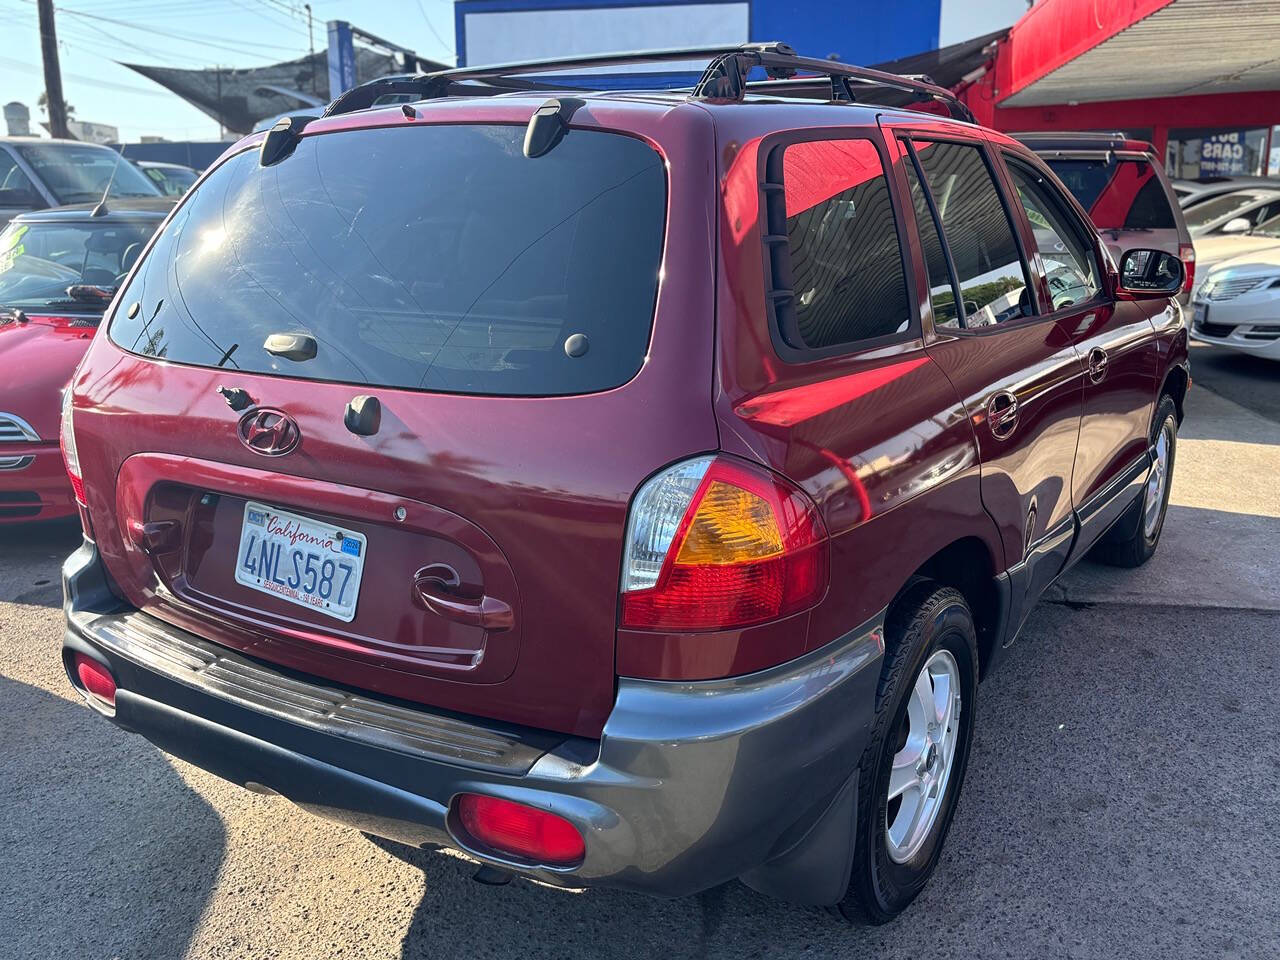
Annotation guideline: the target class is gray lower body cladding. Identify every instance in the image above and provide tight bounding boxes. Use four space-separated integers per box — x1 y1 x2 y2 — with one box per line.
62 539 882 902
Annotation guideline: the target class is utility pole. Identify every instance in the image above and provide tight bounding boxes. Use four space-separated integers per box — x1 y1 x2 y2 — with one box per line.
305 3 316 94
36 0 70 139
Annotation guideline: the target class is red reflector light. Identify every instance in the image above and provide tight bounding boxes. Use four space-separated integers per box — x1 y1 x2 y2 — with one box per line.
1179 242 1196 296
456 794 585 866
74 652 116 706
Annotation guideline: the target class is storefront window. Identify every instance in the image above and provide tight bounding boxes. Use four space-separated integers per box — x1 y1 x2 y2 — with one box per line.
1166 128 1271 179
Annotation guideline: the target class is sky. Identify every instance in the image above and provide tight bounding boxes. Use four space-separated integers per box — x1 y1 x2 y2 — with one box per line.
0 0 457 143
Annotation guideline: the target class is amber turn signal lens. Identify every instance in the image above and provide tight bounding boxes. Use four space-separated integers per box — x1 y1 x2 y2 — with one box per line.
621 456 828 632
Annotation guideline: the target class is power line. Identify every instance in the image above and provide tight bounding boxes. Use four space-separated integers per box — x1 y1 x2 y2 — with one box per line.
0 52 172 95
10 0 306 60
414 0 455 56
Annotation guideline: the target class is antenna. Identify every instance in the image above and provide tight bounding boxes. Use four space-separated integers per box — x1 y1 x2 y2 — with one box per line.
91 143 127 218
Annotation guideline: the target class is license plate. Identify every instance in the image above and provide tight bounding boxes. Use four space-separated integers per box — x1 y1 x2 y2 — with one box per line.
1193 301 1208 327
234 501 367 622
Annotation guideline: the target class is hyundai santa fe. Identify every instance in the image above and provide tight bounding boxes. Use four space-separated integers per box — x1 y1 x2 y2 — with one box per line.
59 45 1190 923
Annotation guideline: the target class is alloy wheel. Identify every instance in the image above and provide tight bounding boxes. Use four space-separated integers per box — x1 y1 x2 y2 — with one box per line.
885 649 962 864
1143 419 1174 539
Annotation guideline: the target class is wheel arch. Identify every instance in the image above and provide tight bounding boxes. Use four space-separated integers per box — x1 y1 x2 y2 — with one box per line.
894 536 1006 682
1160 363 1189 424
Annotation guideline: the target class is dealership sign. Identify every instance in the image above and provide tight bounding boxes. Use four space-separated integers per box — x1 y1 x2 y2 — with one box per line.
1201 132 1249 176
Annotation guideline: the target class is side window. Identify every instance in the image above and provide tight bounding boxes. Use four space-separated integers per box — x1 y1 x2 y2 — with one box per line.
0 151 39 208
1251 200 1280 227
1005 157 1102 311
910 140 1033 328
769 138 912 351
902 153 961 328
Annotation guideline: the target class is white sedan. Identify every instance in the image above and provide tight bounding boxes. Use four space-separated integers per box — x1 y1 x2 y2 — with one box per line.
1190 247 1280 361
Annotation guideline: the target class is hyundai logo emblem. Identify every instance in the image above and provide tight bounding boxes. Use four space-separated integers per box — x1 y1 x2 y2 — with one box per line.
237 408 300 457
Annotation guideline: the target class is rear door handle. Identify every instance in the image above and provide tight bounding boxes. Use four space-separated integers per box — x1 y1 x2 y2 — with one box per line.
1088 347 1109 382
987 391 1020 438
413 570 514 632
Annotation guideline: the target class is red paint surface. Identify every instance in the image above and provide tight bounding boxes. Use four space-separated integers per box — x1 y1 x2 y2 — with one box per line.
0 313 96 522
69 98 718 738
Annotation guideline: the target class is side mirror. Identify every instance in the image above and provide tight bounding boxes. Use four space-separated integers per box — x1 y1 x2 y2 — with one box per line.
1116 248 1184 300
1220 217 1252 235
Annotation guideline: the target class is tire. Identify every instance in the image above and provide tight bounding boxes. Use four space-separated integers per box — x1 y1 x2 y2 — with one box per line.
832 581 979 924
1090 395 1178 568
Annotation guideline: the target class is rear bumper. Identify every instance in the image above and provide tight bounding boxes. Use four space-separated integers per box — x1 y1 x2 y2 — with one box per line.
62 539 883 903
0 442 75 522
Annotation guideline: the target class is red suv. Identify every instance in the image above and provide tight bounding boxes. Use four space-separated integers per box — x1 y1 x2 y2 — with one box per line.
61 46 1189 922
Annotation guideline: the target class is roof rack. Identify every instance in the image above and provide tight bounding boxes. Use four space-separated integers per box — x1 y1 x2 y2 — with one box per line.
323 42 975 123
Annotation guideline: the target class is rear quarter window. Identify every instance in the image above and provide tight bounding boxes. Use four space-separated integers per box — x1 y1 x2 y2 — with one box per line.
108 124 667 397
764 138 911 353
1043 157 1176 230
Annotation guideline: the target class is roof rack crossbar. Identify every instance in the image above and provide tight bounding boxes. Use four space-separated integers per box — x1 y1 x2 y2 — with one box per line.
322 43 975 123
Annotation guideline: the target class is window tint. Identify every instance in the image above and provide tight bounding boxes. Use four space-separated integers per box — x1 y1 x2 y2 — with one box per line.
1043 158 1175 230
902 156 961 328
777 139 911 349
109 125 667 396
910 140 1031 328
0 150 39 208
1006 158 1101 311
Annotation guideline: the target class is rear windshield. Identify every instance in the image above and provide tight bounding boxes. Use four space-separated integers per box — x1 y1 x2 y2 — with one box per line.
14 143 162 205
109 124 666 397
1043 157 1175 230
0 219 157 313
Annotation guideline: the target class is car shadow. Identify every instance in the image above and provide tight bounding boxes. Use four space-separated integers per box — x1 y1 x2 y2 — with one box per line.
0 518 81 607
0 674 226 960
368 596 1280 959
368 834 835 960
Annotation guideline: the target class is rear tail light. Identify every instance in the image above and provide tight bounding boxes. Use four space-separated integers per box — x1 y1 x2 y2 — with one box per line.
59 389 86 506
1180 243 1196 296
455 794 585 866
73 652 116 706
620 455 828 631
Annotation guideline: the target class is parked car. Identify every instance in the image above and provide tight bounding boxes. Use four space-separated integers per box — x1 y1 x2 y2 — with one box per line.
1190 247 1280 361
1184 187 1280 238
59 46 1189 924
1171 175 1278 209
0 198 170 521
0 138 162 228
134 160 199 197
1193 211 1280 273
1013 132 1194 302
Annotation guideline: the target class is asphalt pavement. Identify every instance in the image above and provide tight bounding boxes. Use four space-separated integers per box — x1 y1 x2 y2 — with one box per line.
2 344 1277 960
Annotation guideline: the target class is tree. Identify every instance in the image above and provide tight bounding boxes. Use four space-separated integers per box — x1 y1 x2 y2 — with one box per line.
36 91 74 120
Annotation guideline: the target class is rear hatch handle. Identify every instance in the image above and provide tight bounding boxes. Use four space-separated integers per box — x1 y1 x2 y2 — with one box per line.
413 566 514 632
